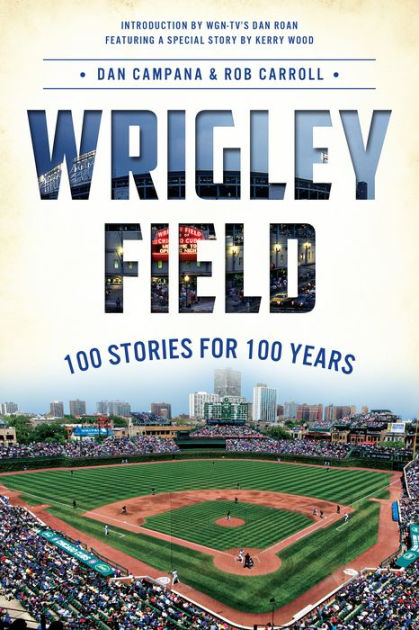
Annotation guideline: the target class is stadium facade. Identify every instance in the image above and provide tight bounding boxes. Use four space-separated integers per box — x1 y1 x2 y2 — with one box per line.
37 151 332 201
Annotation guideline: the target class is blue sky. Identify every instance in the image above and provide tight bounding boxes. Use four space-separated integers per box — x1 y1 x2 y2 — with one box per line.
4 364 417 419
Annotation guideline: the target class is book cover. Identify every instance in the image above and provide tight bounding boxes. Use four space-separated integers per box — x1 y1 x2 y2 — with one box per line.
0 0 417 626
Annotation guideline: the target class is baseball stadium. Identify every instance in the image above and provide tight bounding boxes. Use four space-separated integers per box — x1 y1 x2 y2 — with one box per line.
0 414 417 629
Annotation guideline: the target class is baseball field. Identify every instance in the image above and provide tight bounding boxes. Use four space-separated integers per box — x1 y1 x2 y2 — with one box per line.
0 459 396 617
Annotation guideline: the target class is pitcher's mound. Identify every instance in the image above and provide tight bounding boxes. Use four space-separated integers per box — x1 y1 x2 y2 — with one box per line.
215 517 245 528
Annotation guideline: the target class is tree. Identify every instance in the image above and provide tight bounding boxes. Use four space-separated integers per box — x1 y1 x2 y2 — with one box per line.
266 426 292 440
284 419 300 429
109 416 127 427
32 423 67 443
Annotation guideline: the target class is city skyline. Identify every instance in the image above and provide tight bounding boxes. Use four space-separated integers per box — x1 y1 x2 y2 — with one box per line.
2 373 417 420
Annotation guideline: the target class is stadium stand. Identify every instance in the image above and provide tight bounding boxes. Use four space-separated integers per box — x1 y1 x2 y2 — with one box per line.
297 564 418 629
400 459 419 534
333 412 398 429
0 423 411 464
0 437 179 460
130 412 171 426
189 425 264 439
0 496 234 629
226 438 351 459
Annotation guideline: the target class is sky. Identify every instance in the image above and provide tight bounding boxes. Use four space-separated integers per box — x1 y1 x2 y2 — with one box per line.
3 364 417 420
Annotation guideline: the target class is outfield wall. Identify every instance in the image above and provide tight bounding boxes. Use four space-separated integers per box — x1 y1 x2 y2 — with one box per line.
0 449 405 472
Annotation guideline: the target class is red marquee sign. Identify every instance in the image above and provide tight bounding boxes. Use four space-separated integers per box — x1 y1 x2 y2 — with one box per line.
152 226 204 262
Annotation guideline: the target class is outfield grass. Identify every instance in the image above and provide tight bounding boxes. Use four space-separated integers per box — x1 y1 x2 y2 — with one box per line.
144 500 312 550
0 460 390 613
0 459 391 509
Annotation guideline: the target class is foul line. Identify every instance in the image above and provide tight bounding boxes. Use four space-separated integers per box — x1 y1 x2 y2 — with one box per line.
90 510 144 530
335 521 350 531
349 475 399 507
12 491 126 537
106 530 125 538
15 491 77 511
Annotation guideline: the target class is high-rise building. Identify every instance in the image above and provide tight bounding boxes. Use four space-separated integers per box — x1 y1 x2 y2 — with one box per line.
69 399 86 417
324 405 336 421
0 402 19 415
284 401 297 419
214 368 241 397
97 400 131 417
324 405 353 422
49 400 64 418
189 392 220 420
151 403 172 420
97 401 108 414
253 384 277 423
296 403 323 422
108 401 131 417
361 406 369 415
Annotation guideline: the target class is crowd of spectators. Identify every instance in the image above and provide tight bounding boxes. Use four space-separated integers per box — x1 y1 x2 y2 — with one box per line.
0 428 413 467
64 436 179 458
226 438 352 459
0 442 64 459
333 413 397 430
400 459 419 530
189 424 264 439
0 496 233 629
297 565 418 629
0 436 179 461
131 412 170 426
226 438 279 453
